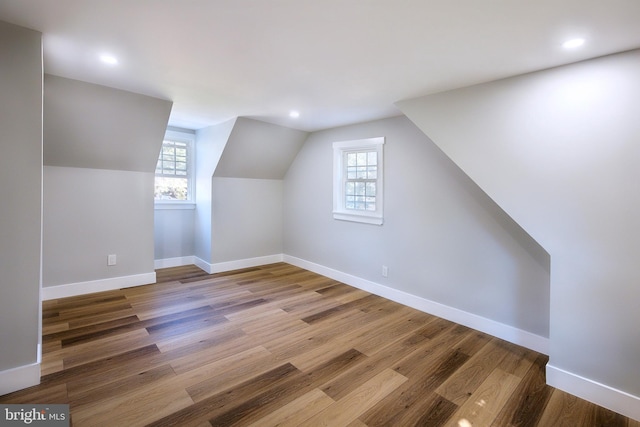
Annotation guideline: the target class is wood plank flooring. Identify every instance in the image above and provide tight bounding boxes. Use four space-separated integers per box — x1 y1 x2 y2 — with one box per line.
2 263 638 426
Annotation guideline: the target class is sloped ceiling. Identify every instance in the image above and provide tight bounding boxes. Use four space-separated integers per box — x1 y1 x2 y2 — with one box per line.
213 117 308 179
397 48 640 256
44 74 172 172
396 47 640 409
2 1 639 131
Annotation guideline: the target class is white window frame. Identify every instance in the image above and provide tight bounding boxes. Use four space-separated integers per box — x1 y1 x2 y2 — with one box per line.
333 137 384 225
154 129 195 209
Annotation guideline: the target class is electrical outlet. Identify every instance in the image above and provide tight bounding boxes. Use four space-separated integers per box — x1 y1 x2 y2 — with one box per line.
108 254 117 266
382 265 388 277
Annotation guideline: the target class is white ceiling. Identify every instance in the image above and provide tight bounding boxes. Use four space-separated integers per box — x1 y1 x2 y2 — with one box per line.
1 0 639 132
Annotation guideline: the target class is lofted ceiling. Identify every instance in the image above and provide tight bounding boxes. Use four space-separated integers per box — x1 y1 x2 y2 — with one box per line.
1 0 639 132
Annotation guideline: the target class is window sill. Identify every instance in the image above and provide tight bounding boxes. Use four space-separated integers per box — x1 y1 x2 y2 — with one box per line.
333 211 383 225
154 202 196 210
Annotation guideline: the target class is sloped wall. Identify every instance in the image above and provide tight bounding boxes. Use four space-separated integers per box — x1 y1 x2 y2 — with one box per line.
197 118 308 267
193 119 237 264
154 127 196 265
44 74 170 172
42 75 172 293
397 49 640 419
284 115 550 341
213 117 308 179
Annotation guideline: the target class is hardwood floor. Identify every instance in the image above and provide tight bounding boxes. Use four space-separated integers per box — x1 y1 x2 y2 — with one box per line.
2 263 637 426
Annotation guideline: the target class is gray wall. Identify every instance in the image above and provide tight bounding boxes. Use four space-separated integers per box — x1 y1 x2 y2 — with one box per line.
157 118 308 265
398 49 640 404
42 75 171 287
284 115 550 337
194 119 236 263
154 208 195 261
212 177 284 263
207 117 307 264
190 118 307 266
44 166 155 286
44 74 171 172
0 21 42 375
214 117 308 179
153 127 196 262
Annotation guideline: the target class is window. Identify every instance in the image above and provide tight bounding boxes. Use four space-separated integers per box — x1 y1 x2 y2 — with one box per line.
333 137 384 225
155 129 194 204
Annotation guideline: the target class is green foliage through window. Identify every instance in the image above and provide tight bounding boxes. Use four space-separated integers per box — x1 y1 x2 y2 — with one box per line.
155 139 191 201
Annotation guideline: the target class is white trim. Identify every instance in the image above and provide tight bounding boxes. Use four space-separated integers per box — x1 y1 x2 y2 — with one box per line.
332 211 383 225
0 362 40 396
154 202 196 210
193 256 214 274
42 272 156 300
547 364 640 422
333 137 385 225
155 129 196 203
283 255 549 354
194 254 284 274
155 256 196 269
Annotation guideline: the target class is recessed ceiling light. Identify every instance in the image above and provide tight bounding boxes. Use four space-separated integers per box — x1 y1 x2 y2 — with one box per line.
289 110 300 118
99 54 118 65
563 38 585 49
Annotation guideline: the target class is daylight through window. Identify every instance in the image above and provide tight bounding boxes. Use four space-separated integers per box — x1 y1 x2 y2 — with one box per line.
333 137 384 225
345 150 378 211
155 130 194 202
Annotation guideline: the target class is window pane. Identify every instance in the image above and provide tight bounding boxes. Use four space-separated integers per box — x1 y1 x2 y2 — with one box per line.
366 182 376 196
333 137 383 221
345 182 355 195
154 176 188 200
346 195 355 209
156 136 192 201
367 151 377 165
347 166 357 180
344 179 378 211
365 196 376 207
367 166 377 179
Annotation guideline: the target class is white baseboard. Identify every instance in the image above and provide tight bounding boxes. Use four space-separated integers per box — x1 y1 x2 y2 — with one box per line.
547 364 640 422
195 254 284 274
155 256 196 269
0 362 40 396
42 272 157 300
193 256 213 274
33 255 639 421
283 255 549 355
